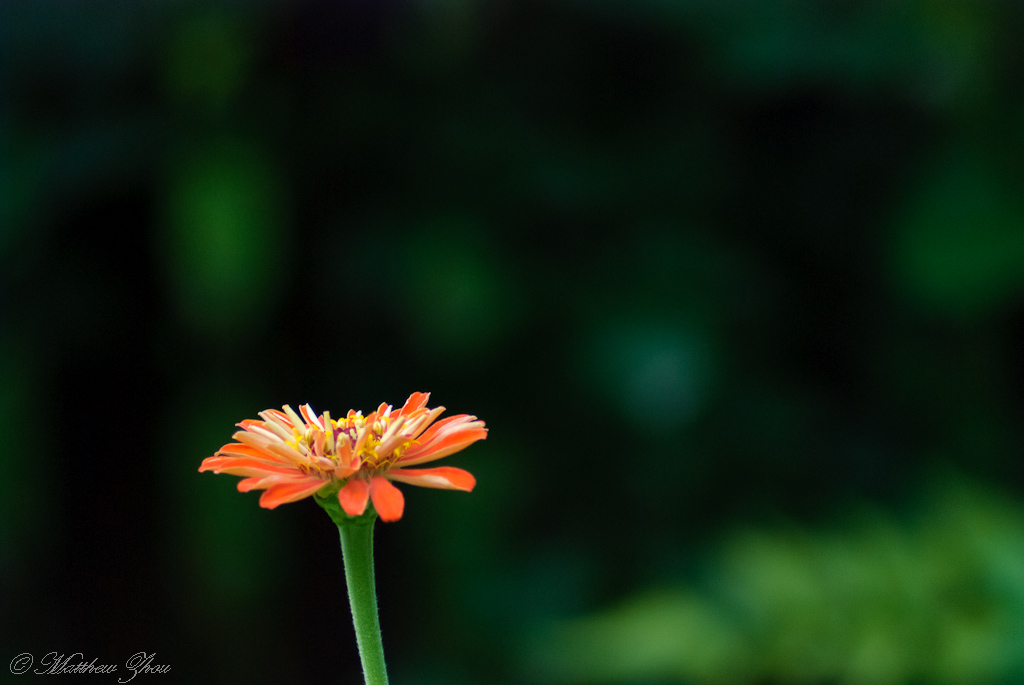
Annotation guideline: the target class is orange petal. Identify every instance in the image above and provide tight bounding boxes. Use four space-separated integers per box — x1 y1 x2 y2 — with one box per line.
339 478 370 517
258 478 327 509
198 456 221 472
407 406 445 440
397 427 488 466
237 473 304 492
369 476 405 522
264 441 307 464
263 409 292 427
410 414 470 445
215 443 272 459
231 430 274 450
402 417 479 454
387 466 476 492
335 437 357 469
246 424 285 444
300 404 323 430
334 463 358 479
258 412 296 440
218 465 296 479
397 392 430 416
242 472 318 491
200 455 298 473
236 477 266 492
200 455 239 472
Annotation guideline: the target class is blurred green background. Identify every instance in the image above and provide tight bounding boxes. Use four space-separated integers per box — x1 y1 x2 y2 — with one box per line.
3 1 1024 683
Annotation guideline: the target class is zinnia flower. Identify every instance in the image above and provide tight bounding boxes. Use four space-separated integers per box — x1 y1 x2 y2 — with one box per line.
199 392 485 522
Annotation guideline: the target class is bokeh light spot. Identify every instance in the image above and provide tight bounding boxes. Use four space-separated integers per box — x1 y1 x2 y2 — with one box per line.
160 138 287 337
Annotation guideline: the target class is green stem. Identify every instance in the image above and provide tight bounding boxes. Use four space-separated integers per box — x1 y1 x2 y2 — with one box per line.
336 517 390 685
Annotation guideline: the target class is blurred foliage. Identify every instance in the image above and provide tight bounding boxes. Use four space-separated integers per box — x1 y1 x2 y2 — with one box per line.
890 148 1024 317
529 479 1024 684
160 137 288 338
164 8 254 114
393 219 526 358
3 0 1024 683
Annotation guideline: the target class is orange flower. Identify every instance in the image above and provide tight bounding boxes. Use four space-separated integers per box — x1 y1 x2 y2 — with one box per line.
199 392 485 522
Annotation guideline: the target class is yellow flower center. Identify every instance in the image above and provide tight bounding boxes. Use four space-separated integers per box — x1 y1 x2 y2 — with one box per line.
286 410 417 478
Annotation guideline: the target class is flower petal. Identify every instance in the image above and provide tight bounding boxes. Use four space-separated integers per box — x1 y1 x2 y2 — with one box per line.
236 477 266 492
231 430 281 453
397 427 487 466
339 478 370 516
335 436 357 469
258 478 327 509
261 409 295 430
387 466 476 492
334 463 358 479
263 441 308 464
257 412 295 440
300 404 324 430
410 414 471 445
369 476 405 522
237 473 303 492
397 392 430 416
199 456 300 477
407 406 446 440
215 443 274 459
241 472 320 492
354 421 374 455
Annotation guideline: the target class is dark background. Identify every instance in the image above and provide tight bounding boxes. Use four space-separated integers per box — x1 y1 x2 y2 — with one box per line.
4 2 1024 683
